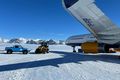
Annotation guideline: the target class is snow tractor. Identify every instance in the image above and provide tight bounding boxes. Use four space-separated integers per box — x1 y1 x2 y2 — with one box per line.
35 42 49 54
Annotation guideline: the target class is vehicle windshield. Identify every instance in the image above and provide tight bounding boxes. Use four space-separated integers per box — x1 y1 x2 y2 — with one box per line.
14 45 22 48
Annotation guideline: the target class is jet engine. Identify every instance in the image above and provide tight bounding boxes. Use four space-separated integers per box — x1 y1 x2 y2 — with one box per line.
81 42 99 53
81 42 120 53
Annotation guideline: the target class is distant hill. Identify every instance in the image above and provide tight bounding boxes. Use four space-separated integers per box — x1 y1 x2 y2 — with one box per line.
8 38 23 43
0 37 65 45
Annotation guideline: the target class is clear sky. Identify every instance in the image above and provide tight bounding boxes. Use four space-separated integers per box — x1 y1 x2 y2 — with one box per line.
0 0 120 40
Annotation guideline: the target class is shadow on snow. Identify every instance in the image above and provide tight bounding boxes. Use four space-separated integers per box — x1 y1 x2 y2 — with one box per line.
0 51 119 72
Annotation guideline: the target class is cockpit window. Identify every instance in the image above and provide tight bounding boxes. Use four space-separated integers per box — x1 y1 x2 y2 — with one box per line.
64 0 78 8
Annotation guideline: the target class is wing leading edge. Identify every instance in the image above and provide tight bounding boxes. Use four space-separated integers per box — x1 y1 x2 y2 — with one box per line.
62 0 120 44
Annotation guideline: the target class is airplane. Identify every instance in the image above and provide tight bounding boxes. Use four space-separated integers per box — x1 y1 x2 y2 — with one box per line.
62 0 120 53
66 34 96 52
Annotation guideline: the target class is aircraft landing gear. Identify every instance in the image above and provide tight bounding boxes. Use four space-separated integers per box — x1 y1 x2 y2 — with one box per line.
72 46 76 52
78 49 83 53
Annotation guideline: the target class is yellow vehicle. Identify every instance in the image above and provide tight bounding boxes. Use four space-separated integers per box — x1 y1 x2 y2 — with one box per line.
35 42 49 54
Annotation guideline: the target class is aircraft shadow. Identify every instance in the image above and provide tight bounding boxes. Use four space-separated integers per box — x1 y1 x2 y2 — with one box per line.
0 51 119 72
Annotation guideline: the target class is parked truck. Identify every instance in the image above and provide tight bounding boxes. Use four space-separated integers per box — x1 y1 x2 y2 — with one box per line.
5 45 30 54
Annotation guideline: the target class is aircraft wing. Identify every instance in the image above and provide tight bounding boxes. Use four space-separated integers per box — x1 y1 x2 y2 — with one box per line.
62 0 120 44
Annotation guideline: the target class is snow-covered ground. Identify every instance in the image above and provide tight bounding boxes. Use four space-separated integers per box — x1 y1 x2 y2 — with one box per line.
0 43 120 80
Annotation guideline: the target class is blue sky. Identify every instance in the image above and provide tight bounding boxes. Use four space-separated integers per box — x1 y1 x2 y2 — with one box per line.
0 0 120 40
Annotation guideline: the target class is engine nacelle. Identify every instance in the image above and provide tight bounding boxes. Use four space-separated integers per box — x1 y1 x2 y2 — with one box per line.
81 42 120 53
81 42 99 53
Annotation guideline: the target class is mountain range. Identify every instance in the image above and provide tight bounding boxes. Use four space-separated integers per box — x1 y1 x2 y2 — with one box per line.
0 38 65 45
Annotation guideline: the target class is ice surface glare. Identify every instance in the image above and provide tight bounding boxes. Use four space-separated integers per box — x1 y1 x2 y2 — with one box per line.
0 43 119 80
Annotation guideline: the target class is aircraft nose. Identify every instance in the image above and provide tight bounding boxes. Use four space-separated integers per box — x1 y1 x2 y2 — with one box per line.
63 0 79 8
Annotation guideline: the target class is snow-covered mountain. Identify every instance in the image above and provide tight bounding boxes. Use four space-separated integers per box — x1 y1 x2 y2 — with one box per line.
8 38 23 43
47 39 57 45
7 38 59 44
26 40 37 44
0 37 65 45
19 38 28 43
6 38 38 44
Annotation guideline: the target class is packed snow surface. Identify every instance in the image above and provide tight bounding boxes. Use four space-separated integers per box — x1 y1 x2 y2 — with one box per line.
0 43 120 80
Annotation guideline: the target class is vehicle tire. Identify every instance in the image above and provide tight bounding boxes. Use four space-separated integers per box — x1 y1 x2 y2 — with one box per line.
7 50 13 54
73 50 76 53
78 49 83 53
23 50 28 54
46 49 49 53
35 49 41 53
